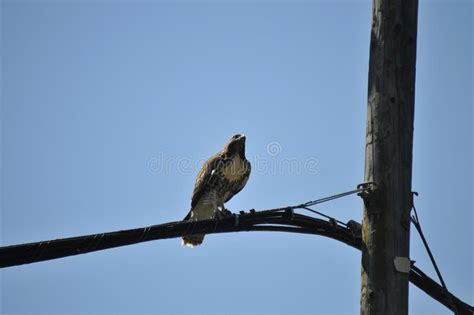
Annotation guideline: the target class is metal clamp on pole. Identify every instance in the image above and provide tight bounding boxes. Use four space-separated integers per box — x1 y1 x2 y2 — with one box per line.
357 181 376 192
357 181 376 205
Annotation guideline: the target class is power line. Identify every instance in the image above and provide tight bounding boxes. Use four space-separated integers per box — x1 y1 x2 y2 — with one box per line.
0 187 472 314
411 193 458 314
298 182 374 208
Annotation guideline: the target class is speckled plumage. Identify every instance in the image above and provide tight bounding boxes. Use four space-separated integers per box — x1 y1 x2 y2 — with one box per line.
182 134 251 247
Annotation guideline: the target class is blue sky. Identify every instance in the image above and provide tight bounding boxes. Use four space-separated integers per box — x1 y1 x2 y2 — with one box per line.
1 1 472 314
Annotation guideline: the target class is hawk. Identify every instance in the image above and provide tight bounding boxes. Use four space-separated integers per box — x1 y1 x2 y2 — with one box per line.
182 134 251 247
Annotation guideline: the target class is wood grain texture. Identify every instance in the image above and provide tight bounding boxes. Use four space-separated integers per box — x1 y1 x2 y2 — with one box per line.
361 0 418 314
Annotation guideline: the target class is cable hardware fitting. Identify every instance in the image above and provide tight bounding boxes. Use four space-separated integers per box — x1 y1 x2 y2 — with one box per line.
357 181 377 206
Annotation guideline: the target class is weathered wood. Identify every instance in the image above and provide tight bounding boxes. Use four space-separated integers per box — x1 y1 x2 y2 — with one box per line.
361 0 418 314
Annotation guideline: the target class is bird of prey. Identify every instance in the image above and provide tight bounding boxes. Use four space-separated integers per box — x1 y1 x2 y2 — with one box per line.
182 134 251 247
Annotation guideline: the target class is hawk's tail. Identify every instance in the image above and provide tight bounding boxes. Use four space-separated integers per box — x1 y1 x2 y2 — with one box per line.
181 234 205 247
181 199 215 248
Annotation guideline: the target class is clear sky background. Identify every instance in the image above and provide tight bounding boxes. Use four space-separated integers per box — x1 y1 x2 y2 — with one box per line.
1 1 472 314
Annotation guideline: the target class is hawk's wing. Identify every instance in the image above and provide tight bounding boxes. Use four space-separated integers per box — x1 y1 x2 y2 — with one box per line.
191 152 225 209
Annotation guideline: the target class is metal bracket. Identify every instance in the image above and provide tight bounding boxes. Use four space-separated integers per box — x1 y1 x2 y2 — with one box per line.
393 256 411 274
357 182 377 206
357 181 376 191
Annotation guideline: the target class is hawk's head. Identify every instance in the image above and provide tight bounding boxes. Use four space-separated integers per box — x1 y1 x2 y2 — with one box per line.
225 134 246 157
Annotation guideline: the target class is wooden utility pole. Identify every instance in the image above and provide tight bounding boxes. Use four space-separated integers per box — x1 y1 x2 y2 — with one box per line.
361 0 418 314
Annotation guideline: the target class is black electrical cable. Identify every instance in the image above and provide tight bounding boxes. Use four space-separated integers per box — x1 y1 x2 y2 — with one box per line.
411 194 458 314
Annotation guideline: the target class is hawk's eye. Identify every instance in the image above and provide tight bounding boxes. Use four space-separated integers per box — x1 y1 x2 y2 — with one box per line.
233 135 240 139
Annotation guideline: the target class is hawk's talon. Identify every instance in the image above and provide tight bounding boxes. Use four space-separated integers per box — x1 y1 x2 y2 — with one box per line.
216 209 231 219
218 205 233 217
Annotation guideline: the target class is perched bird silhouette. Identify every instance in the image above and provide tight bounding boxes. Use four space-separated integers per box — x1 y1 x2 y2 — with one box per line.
182 134 251 247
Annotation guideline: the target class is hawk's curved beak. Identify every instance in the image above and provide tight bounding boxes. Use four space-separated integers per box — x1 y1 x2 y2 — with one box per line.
229 133 246 145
